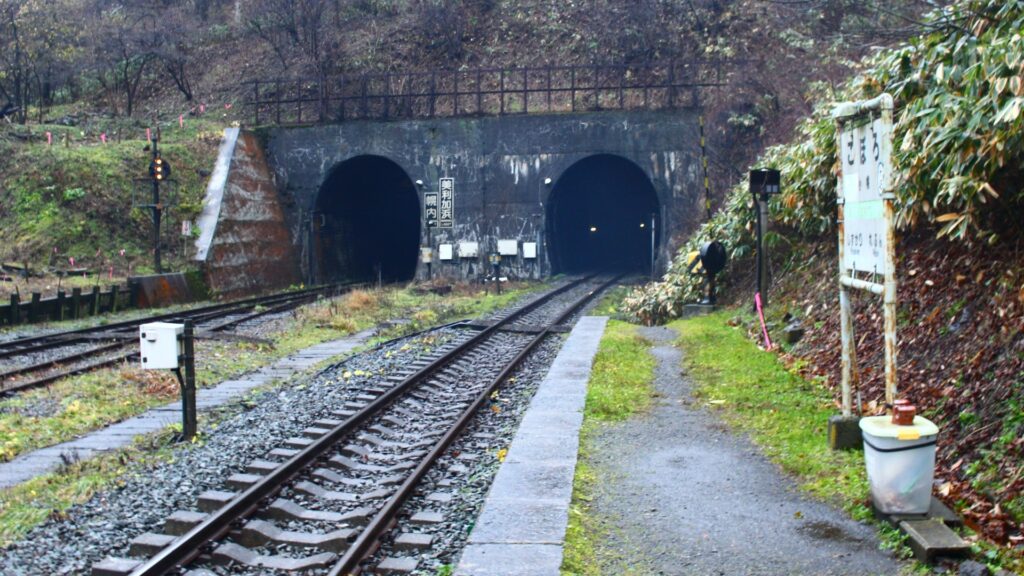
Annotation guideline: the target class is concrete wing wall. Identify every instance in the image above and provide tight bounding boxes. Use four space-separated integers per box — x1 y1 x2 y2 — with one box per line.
195 129 301 298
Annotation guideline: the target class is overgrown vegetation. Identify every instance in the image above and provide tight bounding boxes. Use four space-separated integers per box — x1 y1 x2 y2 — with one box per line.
626 0 1024 322
622 0 1024 555
0 116 224 277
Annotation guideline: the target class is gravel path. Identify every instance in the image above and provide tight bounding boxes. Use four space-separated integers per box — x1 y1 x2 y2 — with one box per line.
584 325 906 576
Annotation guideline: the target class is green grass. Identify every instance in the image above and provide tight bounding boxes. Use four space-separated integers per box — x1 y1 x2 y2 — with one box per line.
583 321 656 421
0 425 181 545
563 320 656 575
589 285 633 318
0 117 226 273
667 311 941 570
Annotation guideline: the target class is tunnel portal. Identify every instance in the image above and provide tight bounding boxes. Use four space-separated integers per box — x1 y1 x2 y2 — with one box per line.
314 155 420 283
546 154 660 273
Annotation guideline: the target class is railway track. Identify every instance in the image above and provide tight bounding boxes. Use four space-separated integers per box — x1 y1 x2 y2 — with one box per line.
90 274 618 576
0 283 363 395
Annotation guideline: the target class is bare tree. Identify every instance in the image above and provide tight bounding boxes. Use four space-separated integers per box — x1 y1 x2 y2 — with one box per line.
0 0 31 123
247 0 335 78
88 1 161 116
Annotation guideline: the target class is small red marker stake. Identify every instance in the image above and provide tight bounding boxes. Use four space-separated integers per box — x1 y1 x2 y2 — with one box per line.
755 292 773 350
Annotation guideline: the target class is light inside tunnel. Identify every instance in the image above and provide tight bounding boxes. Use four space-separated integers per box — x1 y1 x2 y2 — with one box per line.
546 154 660 273
314 155 420 283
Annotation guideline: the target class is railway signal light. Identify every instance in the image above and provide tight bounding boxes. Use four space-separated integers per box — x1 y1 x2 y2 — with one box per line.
150 155 172 181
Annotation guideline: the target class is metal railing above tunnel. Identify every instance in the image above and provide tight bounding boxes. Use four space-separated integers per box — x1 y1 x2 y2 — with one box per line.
244 60 720 126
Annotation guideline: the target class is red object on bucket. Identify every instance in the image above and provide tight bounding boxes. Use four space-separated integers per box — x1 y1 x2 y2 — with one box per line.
892 402 916 426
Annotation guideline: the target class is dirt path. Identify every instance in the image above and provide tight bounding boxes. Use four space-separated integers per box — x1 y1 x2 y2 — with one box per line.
583 325 906 575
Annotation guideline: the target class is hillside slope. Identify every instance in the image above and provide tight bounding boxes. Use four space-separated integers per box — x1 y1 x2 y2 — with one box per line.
625 0 1024 559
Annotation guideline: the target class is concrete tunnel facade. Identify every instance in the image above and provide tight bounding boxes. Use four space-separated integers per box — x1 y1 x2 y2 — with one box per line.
200 109 706 291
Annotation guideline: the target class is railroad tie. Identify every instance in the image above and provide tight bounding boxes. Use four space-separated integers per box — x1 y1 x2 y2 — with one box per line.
312 467 371 487
197 489 236 512
235 518 355 553
265 498 372 526
209 542 336 570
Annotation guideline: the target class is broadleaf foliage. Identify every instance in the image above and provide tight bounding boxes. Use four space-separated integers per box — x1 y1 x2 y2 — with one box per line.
626 0 1024 324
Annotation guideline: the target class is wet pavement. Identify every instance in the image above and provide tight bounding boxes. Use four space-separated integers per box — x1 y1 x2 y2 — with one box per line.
584 325 906 576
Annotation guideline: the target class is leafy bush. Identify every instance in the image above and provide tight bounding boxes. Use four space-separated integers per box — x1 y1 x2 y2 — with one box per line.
625 0 1024 324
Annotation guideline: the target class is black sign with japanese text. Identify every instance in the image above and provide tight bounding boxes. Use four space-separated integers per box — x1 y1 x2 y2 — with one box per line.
439 177 454 228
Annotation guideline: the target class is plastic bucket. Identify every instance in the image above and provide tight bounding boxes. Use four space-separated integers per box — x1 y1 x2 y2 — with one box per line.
860 415 939 514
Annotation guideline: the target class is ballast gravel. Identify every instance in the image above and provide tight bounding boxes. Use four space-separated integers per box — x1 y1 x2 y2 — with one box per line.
0 279 606 576
0 328 462 576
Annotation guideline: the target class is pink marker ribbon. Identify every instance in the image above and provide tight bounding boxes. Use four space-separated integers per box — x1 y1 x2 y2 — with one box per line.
754 292 773 350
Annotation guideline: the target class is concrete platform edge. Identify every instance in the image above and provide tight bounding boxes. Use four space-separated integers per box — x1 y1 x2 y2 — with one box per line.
455 316 608 576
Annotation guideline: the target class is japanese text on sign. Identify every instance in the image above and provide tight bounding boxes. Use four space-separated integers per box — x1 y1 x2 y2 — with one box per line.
439 177 454 228
840 115 891 275
424 192 438 228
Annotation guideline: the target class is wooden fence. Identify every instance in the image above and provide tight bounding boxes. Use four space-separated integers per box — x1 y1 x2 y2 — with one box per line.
0 284 136 326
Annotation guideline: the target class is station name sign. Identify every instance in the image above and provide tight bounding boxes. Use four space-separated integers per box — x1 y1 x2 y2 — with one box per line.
425 177 454 229
839 113 891 275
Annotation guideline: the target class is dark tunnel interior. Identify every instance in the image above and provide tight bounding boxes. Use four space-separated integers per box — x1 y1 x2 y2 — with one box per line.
546 154 660 273
314 155 420 283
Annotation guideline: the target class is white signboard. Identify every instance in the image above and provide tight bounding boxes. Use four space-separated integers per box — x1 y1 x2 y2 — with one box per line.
522 242 537 259
424 193 438 228
458 241 478 258
839 116 891 275
439 244 454 261
497 239 518 256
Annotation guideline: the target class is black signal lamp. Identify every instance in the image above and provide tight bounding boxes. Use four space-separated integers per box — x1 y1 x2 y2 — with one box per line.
749 168 781 201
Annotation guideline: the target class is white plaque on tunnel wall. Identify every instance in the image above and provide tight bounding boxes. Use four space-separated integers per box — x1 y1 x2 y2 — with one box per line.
523 242 537 259
839 115 891 276
439 244 454 261
497 239 518 256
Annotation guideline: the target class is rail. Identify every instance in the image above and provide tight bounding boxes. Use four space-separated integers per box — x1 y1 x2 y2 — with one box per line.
124 275 608 575
245 60 718 126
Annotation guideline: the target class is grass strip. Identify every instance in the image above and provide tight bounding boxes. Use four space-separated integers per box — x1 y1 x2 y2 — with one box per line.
563 320 656 575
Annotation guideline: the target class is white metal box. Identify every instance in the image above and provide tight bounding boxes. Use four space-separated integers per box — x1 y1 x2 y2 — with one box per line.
523 242 538 259
497 239 518 256
139 322 184 369
458 241 479 258
439 244 454 261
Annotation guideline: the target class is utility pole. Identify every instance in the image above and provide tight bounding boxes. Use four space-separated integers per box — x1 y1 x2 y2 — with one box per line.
649 212 657 280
